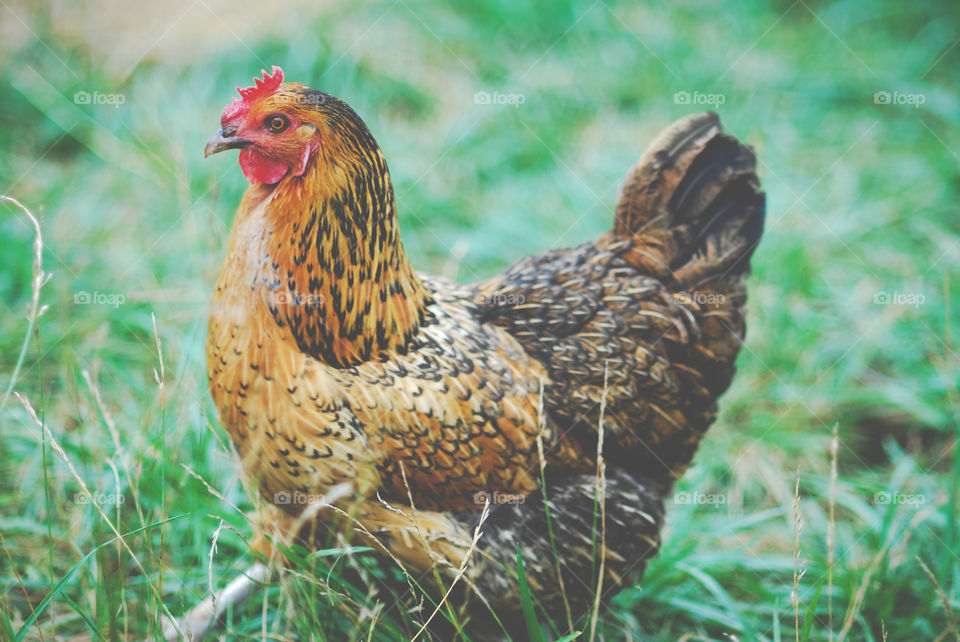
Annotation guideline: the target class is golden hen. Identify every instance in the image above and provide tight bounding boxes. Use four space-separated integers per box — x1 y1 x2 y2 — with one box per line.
204 66 764 630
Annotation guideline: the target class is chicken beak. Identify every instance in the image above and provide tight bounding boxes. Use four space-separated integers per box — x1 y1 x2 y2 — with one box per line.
204 129 250 158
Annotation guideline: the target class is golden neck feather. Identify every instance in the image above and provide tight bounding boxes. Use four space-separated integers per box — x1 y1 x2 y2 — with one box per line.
256 138 430 368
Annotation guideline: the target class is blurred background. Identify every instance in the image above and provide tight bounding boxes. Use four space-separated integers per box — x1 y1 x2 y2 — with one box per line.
1 0 958 639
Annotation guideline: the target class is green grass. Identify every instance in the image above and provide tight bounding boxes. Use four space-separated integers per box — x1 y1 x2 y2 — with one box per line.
1 0 958 639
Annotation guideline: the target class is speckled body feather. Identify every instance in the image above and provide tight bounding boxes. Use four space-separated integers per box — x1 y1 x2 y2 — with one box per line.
206 81 764 632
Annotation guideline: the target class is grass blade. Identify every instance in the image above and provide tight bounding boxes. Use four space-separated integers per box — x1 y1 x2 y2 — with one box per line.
15 514 188 641
61 592 103 640
800 581 824 642
516 545 545 642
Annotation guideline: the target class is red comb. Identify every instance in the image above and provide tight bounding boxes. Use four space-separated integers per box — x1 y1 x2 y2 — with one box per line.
238 66 284 101
221 66 285 123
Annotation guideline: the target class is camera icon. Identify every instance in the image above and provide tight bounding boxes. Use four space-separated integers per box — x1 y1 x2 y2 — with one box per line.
74 291 91 304
873 291 891 305
74 90 91 105
474 91 491 105
274 492 291 505
473 490 490 505
673 91 691 105
873 91 891 105
674 491 691 504
875 492 891 505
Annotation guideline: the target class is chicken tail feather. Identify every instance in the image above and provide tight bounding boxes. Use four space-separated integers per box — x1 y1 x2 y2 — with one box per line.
614 111 765 287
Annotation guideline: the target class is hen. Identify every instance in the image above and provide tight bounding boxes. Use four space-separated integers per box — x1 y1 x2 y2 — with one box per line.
204 67 764 632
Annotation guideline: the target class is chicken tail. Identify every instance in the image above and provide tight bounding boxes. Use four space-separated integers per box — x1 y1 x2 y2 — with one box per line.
614 111 765 287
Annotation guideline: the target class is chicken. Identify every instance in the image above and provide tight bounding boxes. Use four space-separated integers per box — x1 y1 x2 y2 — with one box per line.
204 66 764 631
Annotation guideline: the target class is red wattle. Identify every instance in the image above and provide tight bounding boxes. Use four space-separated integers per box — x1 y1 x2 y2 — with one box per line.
239 149 289 184
293 140 318 177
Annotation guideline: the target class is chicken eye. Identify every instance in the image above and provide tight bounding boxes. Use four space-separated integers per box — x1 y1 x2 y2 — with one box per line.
266 115 289 133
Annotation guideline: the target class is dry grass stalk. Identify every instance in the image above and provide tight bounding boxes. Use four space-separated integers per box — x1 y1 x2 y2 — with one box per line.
536 378 574 633
792 467 803 642
836 525 897 641
828 424 838 640
0 195 50 414
917 557 960 642
409 501 491 642
15 393 183 637
588 362 610 642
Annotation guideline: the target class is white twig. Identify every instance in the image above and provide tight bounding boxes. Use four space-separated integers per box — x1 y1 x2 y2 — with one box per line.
161 563 271 641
